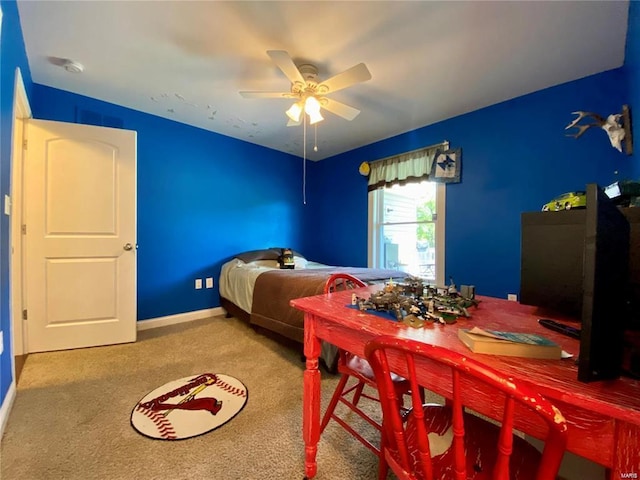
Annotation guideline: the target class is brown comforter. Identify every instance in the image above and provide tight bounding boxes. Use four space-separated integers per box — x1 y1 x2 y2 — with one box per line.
250 267 409 343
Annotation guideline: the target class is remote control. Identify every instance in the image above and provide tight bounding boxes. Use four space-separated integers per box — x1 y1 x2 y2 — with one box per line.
538 318 581 339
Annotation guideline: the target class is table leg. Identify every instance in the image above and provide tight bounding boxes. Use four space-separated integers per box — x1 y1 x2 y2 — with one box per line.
606 421 640 480
303 313 322 479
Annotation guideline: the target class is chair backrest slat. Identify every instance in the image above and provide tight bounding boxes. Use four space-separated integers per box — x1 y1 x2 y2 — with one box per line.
365 336 568 480
323 273 367 368
451 370 466 480
406 352 434 479
324 273 366 294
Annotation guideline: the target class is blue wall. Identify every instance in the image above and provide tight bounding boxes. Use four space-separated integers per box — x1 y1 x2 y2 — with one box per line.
627 0 640 180
306 68 633 299
1 0 638 415
32 85 305 321
0 0 33 413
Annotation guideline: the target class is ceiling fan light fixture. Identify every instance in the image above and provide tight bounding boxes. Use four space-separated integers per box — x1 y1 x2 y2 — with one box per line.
286 102 303 122
308 110 324 125
304 96 323 124
304 96 321 114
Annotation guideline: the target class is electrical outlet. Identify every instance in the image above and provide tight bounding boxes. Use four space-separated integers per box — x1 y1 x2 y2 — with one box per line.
195 278 203 289
205 277 213 289
507 294 518 302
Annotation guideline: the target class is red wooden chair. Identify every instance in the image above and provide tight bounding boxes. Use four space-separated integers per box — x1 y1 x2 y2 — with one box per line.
320 273 416 457
364 335 568 480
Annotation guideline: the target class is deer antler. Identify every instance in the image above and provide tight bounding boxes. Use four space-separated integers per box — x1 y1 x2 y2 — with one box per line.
565 111 606 138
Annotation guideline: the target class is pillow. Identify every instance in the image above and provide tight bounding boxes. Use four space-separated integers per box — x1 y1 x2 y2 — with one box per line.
236 248 307 262
235 248 307 266
249 259 279 268
269 247 305 259
235 249 280 263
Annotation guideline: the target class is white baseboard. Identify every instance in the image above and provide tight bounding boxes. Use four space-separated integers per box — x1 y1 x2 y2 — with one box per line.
137 307 225 331
0 382 17 443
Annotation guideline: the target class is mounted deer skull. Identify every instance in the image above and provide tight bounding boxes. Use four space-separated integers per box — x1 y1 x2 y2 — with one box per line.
565 105 633 155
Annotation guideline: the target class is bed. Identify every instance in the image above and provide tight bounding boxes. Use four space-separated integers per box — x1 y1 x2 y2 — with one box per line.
218 248 410 372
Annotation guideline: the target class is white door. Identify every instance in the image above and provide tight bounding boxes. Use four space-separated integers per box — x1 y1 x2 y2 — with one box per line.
24 119 137 352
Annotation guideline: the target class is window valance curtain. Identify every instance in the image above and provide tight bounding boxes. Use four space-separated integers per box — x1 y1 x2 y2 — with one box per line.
367 141 449 192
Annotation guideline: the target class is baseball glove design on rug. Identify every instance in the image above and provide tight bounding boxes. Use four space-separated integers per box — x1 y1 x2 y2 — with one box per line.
131 373 248 440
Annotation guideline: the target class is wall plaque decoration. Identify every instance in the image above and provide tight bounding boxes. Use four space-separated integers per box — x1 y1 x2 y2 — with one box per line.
431 147 462 183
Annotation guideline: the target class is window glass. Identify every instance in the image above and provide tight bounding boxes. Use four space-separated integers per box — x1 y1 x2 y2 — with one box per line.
369 180 444 284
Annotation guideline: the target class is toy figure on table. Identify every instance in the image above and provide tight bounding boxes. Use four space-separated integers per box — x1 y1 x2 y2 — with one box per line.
352 276 479 328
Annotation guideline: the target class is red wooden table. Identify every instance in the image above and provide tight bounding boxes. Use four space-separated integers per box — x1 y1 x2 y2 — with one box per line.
290 288 640 479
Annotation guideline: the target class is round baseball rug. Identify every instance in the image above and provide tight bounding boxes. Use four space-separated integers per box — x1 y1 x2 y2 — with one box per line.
131 373 248 440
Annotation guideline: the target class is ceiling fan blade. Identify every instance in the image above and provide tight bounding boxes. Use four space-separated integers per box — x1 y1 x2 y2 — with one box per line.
318 63 371 94
321 98 361 121
267 50 306 85
239 91 293 99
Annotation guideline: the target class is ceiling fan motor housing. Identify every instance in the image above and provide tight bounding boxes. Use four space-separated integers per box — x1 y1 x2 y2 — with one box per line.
298 64 318 82
292 64 329 97
291 63 320 98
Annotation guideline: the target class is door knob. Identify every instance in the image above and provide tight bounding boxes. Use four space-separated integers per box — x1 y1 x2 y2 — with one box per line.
123 243 133 251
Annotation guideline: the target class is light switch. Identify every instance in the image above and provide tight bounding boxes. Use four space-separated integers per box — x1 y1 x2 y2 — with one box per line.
206 277 214 288
195 279 203 289
0 331 3 355
4 195 11 216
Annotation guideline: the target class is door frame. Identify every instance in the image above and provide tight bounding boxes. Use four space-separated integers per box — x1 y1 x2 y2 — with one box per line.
10 67 32 364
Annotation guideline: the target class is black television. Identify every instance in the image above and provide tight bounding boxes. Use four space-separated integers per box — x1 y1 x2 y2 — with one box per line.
520 184 630 382
578 183 630 382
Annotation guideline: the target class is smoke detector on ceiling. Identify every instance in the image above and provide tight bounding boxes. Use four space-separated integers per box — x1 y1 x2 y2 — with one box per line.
62 60 84 74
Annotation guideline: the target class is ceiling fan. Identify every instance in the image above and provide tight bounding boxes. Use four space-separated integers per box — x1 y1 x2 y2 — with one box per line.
239 50 372 126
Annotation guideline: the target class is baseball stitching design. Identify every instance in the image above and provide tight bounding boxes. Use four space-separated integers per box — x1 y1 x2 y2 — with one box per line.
135 405 177 439
215 376 247 397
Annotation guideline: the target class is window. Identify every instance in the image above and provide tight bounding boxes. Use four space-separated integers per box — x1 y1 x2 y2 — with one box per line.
368 180 445 284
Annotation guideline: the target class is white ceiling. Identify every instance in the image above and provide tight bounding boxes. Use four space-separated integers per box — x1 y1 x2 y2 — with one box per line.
17 1 629 161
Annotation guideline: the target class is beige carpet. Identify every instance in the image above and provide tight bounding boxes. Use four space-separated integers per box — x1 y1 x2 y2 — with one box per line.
0 315 396 480
1 315 602 480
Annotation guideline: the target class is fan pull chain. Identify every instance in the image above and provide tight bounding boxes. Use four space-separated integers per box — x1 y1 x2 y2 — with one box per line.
314 124 318 152
303 115 307 205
